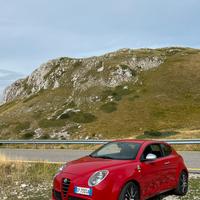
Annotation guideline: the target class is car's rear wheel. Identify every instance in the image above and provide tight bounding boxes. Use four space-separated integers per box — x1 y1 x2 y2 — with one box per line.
174 171 188 196
119 182 140 200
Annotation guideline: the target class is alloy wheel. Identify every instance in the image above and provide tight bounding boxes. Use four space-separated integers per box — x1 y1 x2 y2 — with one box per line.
124 183 138 200
180 173 188 194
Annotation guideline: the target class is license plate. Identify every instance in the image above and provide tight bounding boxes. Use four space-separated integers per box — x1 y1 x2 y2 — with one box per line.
74 186 92 196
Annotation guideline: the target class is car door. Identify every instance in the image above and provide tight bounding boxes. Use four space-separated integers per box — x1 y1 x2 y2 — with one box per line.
139 143 166 198
160 143 178 190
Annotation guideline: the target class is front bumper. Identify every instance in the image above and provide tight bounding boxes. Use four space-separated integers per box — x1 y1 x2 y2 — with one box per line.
52 189 91 200
52 172 118 200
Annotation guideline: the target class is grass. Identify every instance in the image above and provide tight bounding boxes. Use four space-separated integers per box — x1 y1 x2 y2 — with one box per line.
182 177 200 199
0 155 200 200
0 155 59 200
83 49 200 138
100 102 118 113
15 121 30 132
22 93 40 103
38 119 66 128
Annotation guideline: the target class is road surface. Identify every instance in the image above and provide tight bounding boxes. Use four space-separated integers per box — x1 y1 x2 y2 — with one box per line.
0 149 199 172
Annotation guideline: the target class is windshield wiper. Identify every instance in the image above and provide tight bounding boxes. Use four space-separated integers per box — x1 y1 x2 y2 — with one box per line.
93 155 113 159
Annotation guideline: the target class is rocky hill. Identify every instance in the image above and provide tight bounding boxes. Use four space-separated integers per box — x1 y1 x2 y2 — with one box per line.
1 47 200 140
3 48 163 103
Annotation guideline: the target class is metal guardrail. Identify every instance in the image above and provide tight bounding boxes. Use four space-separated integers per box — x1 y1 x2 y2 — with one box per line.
0 140 108 145
0 139 200 145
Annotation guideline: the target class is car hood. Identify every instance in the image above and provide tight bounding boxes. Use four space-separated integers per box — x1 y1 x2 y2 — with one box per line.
62 156 135 176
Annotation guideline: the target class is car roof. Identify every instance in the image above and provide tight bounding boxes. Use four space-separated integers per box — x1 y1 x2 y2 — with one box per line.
112 139 166 145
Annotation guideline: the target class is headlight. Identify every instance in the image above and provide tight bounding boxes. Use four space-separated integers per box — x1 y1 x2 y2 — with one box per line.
88 170 109 186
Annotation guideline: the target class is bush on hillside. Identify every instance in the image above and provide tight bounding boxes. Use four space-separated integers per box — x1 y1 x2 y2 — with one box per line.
143 130 178 138
21 131 34 139
100 102 117 113
40 133 50 139
59 110 96 123
70 112 96 123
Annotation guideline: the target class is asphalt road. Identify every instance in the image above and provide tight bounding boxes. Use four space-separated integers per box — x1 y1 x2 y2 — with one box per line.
0 149 199 171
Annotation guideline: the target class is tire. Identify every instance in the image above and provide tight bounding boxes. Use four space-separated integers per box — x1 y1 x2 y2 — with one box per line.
174 171 188 196
150 196 161 200
118 182 140 200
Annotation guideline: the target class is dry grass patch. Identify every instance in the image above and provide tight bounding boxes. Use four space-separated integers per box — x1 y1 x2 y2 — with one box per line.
0 156 59 200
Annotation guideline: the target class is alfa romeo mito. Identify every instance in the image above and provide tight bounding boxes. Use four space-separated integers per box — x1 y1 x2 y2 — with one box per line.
52 140 188 200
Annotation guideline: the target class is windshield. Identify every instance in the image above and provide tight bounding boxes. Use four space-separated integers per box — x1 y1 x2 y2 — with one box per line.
90 142 141 160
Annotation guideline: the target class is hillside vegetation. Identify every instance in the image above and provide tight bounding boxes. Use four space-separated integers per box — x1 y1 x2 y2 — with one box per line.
0 47 200 140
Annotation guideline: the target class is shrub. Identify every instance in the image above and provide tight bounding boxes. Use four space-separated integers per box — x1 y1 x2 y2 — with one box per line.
59 113 71 119
59 110 96 123
70 112 96 123
100 102 117 113
115 85 131 96
21 131 34 139
144 130 162 137
40 133 50 139
142 130 178 138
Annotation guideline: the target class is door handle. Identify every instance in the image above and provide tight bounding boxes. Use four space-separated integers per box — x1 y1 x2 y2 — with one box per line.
164 161 170 165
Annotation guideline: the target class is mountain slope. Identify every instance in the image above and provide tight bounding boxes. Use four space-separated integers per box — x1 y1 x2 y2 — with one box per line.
1 47 200 140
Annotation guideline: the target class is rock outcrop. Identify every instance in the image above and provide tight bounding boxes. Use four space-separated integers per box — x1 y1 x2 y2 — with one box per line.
3 48 164 103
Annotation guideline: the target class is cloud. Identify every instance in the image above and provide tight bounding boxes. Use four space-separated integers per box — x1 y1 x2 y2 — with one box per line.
0 69 23 80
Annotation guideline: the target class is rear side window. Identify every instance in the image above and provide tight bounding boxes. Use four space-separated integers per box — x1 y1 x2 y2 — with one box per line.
161 144 172 157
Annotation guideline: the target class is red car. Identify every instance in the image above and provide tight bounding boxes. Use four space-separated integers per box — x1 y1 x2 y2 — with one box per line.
52 140 188 200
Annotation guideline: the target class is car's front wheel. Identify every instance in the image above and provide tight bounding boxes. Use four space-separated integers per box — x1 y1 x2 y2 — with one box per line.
119 182 140 200
174 171 188 196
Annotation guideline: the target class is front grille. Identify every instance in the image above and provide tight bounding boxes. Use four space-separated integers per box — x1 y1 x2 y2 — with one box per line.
68 196 87 200
62 178 71 197
53 190 62 200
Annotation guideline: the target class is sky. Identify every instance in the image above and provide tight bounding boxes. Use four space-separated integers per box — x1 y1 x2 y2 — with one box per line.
0 0 200 100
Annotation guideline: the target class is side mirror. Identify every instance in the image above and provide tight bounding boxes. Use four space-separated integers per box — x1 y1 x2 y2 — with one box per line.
145 153 157 161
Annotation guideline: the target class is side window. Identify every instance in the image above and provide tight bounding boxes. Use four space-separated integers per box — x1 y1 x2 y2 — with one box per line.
161 144 172 157
141 144 163 160
149 144 163 158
